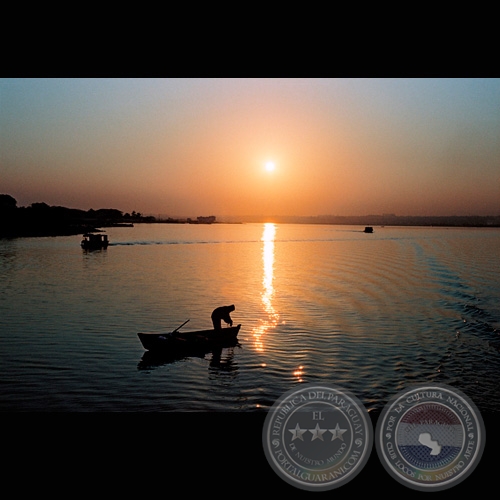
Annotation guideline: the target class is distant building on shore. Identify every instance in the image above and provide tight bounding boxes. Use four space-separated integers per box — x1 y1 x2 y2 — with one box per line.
196 216 216 224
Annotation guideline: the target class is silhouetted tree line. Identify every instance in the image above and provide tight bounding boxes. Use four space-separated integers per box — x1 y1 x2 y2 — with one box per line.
0 194 156 238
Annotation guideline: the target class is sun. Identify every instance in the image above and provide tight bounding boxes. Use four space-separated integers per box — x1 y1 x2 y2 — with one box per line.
265 161 276 172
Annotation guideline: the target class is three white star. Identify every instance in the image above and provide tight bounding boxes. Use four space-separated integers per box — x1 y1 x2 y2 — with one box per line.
288 423 347 442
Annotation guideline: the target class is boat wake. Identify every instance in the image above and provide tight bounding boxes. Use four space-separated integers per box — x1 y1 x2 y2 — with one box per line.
109 239 260 246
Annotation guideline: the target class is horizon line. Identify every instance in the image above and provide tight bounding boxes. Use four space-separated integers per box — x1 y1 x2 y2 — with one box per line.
3 195 499 220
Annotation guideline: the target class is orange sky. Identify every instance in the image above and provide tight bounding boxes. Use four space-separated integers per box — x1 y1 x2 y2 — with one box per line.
1 78 499 217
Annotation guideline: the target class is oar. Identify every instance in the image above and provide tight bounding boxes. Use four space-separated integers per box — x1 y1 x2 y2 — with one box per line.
172 319 190 333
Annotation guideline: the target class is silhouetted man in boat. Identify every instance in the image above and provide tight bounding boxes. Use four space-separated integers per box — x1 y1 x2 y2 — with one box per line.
211 305 235 332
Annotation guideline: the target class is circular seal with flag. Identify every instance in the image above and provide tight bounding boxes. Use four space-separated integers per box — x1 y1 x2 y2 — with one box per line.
375 383 485 491
262 383 373 491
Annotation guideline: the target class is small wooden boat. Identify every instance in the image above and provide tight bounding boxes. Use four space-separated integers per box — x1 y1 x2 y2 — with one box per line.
137 323 241 352
81 232 109 249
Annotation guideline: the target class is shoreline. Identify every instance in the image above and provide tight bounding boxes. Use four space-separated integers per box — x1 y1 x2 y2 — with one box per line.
2 219 499 240
2 195 499 239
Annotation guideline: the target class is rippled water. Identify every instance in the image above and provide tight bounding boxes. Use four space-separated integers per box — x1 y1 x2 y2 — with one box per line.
1 223 499 413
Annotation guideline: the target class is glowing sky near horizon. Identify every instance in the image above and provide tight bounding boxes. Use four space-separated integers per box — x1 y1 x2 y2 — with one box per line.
1 78 499 217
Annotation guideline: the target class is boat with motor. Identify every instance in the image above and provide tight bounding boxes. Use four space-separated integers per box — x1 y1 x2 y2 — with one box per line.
81 232 109 249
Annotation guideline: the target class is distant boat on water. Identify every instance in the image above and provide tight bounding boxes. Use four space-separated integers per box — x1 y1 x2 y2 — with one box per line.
364 226 374 233
81 232 109 250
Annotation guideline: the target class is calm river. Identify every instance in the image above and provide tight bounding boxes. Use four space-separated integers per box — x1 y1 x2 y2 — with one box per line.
1 222 499 414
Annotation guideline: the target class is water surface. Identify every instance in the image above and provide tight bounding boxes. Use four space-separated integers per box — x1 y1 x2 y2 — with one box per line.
1 223 499 412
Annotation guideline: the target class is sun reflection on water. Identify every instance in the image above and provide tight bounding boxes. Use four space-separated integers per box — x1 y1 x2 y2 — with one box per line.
253 223 280 351
293 365 305 382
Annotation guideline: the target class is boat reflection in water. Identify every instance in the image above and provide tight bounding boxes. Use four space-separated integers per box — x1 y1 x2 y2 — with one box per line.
138 336 240 371
252 223 280 352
